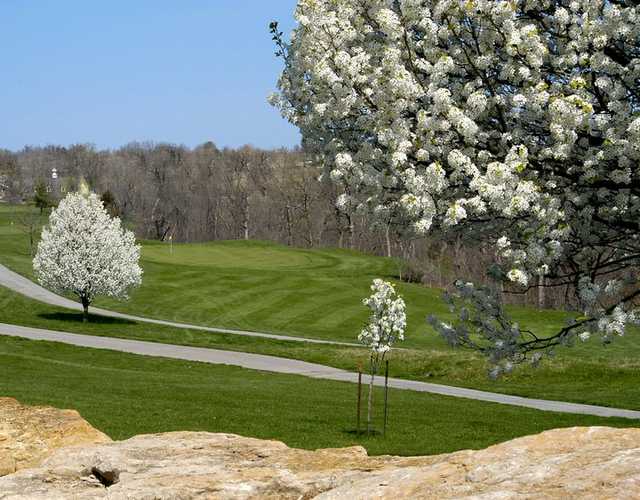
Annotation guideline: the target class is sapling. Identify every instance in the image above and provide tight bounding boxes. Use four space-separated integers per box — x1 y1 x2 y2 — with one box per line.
359 279 406 435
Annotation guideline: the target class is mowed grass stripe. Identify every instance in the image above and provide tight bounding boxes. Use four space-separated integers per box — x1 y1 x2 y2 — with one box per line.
2 284 640 409
2 334 637 457
266 289 360 323
143 241 340 271
305 300 367 331
2 204 640 409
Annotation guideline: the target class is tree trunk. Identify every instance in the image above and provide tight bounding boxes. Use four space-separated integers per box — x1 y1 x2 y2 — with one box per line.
214 199 219 240
367 358 377 435
81 296 90 323
242 196 250 240
438 242 448 287
538 274 546 309
335 206 344 248
284 205 293 246
385 224 392 258
348 216 355 250
302 193 313 247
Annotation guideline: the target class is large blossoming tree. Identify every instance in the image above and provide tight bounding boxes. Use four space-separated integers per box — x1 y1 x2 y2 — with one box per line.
34 192 142 322
273 0 640 374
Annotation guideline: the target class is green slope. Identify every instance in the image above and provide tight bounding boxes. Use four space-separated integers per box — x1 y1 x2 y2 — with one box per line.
1 201 639 410
1 335 636 456
0 204 571 349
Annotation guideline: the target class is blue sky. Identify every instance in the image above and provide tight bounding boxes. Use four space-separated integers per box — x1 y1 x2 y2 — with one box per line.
0 1 300 151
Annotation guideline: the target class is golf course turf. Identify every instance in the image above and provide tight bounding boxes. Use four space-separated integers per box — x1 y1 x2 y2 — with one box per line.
1 334 637 456
1 203 639 455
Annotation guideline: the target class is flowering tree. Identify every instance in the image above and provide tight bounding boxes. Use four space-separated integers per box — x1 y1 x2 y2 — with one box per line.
272 1 640 374
359 279 406 433
34 192 142 322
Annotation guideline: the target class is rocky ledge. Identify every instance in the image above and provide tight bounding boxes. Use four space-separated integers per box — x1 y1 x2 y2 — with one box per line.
0 397 110 477
1 398 639 499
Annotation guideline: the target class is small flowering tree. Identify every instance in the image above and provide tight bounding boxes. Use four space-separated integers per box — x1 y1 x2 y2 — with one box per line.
273 0 640 374
33 192 142 322
359 279 406 433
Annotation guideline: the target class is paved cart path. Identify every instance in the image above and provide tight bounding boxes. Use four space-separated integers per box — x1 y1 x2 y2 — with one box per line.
1 322 640 420
2 263 640 419
0 264 358 347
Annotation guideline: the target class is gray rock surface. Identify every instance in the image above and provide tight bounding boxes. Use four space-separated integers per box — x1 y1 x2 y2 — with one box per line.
1 427 639 499
0 397 111 477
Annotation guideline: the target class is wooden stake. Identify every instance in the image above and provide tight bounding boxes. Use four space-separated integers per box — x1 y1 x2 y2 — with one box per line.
356 367 362 435
383 360 389 437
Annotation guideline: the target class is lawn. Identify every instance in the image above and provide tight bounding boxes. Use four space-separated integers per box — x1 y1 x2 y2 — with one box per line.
0 203 581 349
1 283 639 410
1 203 640 410
1 334 637 457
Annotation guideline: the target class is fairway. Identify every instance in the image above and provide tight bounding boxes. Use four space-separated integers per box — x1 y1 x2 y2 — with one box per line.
0 204 574 349
1 284 639 410
1 334 637 457
124 240 428 345
1 205 639 411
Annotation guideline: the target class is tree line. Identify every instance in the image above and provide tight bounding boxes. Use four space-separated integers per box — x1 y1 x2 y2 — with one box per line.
1 142 566 309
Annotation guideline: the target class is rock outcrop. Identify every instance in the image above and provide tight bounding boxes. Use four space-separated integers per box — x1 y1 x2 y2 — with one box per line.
0 425 639 499
318 426 640 499
0 397 111 477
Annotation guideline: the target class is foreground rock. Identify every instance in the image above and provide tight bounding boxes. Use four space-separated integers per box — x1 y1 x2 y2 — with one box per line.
0 397 111 477
1 426 639 499
319 426 640 499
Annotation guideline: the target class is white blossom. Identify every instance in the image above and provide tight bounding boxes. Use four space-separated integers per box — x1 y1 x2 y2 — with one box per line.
507 269 529 287
274 0 640 360
359 279 406 354
496 236 511 251
33 192 142 319
578 332 591 342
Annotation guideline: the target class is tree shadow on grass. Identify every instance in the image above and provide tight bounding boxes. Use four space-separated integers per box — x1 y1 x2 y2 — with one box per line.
38 312 137 326
343 428 383 437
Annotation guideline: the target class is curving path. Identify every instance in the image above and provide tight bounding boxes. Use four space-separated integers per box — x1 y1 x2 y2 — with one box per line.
1 322 640 419
0 264 358 347
2 263 640 420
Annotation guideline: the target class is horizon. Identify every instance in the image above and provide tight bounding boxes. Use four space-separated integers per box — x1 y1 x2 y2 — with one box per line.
0 1 301 152
4 139 301 154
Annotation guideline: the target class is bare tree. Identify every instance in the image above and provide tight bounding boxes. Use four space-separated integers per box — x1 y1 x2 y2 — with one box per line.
14 206 43 256
6 141 576 309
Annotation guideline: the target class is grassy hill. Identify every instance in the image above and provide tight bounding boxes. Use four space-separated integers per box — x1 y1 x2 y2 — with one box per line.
1 203 639 410
0 204 571 348
2 334 637 456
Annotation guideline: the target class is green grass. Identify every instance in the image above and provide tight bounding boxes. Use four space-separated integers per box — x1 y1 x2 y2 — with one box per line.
0 204 48 278
0 203 579 349
1 334 637 456
1 284 639 410
1 203 640 410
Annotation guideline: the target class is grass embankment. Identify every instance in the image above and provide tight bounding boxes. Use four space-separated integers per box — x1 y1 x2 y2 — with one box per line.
1 270 638 410
0 204 567 349
1 203 639 410
1 334 636 457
